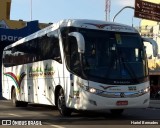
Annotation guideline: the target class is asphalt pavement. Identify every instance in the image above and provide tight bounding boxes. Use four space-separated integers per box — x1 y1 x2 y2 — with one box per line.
0 95 160 108
0 97 160 128
149 100 160 109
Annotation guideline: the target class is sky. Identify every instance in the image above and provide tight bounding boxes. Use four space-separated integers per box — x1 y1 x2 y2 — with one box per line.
10 0 141 27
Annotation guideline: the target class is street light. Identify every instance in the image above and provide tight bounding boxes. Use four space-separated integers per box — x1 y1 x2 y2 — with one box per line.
113 6 135 22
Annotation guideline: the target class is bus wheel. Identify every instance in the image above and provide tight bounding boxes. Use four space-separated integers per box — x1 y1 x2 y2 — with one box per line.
57 88 72 116
11 88 20 107
21 102 28 107
110 109 124 115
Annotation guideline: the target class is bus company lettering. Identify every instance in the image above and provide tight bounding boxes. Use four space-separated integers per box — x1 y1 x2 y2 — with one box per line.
29 64 55 77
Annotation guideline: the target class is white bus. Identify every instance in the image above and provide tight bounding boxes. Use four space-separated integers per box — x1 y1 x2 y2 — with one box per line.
2 19 158 116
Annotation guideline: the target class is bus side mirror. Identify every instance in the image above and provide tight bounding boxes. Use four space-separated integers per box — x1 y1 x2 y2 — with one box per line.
68 32 85 53
142 38 158 57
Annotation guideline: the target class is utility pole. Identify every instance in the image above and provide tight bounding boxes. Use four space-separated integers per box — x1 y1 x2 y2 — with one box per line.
30 0 32 21
105 0 111 21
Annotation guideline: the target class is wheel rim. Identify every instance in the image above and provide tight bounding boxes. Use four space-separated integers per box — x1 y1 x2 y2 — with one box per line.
58 95 65 114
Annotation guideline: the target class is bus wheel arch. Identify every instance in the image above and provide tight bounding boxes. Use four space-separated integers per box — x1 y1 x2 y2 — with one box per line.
11 86 20 107
55 86 72 116
11 86 28 107
11 86 15 99
55 85 62 106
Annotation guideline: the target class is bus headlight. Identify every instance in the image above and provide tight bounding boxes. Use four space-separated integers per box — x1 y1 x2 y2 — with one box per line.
139 87 150 94
88 87 104 94
144 87 150 93
89 88 96 93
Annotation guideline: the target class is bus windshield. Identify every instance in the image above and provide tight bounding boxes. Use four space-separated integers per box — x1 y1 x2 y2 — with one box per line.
61 27 148 84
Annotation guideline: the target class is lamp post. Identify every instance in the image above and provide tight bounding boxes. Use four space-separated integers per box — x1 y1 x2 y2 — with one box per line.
112 6 135 22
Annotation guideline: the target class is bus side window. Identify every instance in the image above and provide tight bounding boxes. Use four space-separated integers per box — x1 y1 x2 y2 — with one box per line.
3 49 15 67
51 37 61 63
39 31 62 63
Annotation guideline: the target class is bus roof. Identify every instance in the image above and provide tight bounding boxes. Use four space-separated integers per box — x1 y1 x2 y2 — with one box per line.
4 19 139 50
59 19 138 33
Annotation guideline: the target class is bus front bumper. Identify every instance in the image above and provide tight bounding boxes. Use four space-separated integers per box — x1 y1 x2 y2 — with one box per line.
71 90 150 110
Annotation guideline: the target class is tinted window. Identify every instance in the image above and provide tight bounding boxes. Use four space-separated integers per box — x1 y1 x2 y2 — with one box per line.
3 30 61 67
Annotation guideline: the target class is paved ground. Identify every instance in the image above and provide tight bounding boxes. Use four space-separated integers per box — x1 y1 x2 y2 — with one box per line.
0 97 160 128
149 100 160 109
1 95 160 108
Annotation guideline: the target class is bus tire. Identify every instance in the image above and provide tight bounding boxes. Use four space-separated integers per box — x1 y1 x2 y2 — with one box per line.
21 102 28 107
110 109 124 115
57 88 72 116
11 88 21 107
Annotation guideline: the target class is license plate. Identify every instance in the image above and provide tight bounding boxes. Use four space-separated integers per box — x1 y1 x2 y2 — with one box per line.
116 101 128 106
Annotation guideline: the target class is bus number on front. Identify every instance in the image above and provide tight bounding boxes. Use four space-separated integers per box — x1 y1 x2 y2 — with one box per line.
128 86 136 91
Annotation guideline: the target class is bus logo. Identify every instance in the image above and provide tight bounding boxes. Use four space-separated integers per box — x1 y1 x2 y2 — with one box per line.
120 92 125 98
29 64 55 78
84 23 109 29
